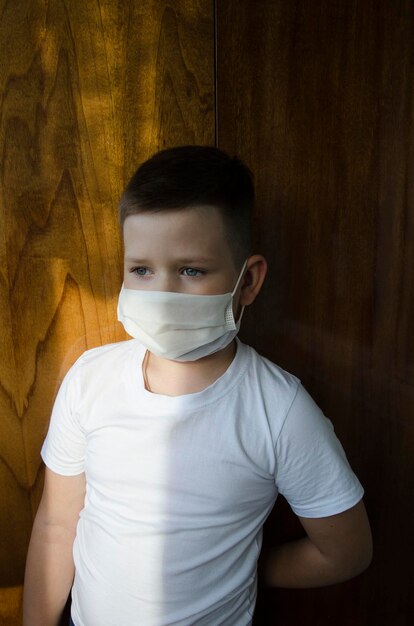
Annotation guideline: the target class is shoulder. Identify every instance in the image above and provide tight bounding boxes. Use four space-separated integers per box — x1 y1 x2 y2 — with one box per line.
64 339 140 384
76 338 138 362
235 339 302 442
238 339 301 406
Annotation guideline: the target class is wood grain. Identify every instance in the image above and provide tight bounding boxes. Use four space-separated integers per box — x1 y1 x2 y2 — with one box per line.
0 0 214 613
216 0 414 624
4 0 412 624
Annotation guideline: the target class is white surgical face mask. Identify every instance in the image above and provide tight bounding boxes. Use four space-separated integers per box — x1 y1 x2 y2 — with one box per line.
117 260 248 361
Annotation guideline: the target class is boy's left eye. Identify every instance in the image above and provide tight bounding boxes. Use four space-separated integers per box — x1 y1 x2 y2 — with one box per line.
181 267 204 277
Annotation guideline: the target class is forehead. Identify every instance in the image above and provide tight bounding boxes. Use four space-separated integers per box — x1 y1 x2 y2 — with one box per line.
123 206 232 260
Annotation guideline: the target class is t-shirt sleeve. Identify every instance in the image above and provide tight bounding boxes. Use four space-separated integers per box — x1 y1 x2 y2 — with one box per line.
40 363 86 476
274 383 364 517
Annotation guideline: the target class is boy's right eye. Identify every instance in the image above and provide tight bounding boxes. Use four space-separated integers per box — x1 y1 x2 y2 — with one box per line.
131 267 151 276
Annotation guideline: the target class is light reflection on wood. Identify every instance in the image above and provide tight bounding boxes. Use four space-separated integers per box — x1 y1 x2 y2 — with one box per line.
0 4 214 621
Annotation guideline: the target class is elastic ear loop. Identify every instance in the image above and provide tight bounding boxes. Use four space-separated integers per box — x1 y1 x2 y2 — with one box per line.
225 259 249 327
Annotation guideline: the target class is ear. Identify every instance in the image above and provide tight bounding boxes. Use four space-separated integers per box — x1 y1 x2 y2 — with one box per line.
239 254 268 306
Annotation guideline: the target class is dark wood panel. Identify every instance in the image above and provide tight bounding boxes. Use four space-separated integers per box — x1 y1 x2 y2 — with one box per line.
0 0 214 618
217 1 413 624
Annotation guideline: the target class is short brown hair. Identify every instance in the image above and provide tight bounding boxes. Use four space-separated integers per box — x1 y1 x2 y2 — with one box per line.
119 145 254 266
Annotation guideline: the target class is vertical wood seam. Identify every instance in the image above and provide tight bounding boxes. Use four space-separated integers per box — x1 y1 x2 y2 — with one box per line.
214 0 218 147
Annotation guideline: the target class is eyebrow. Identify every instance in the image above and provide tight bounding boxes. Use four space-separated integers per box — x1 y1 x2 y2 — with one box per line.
124 257 216 264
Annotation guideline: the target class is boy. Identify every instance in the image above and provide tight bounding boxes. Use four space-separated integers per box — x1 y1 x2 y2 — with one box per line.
23 145 372 626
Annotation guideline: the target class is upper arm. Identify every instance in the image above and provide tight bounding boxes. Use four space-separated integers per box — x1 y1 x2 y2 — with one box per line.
298 499 373 573
275 384 365 517
35 467 86 534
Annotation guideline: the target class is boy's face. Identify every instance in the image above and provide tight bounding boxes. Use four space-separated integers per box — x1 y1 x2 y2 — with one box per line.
123 207 243 301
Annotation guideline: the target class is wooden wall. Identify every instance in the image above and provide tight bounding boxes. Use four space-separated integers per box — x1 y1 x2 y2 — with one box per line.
216 1 413 624
1 1 413 625
0 1 214 623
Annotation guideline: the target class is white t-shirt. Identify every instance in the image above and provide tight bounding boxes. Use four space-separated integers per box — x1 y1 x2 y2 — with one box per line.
41 338 364 626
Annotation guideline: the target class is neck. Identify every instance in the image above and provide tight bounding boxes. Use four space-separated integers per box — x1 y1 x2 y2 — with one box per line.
143 340 237 396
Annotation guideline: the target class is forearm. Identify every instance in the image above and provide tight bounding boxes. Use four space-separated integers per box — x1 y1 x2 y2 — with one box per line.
23 520 76 626
263 536 363 589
